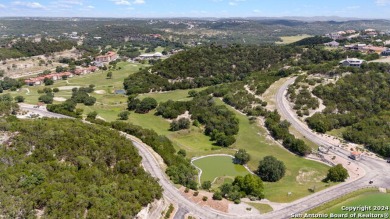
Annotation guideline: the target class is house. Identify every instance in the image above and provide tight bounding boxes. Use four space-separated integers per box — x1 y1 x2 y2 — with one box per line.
350 151 362 160
340 58 365 67
324 41 340 47
138 52 163 60
95 51 118 63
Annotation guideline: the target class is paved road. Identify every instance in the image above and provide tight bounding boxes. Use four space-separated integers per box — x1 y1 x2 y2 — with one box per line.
19 101 390 219
19 103 72 119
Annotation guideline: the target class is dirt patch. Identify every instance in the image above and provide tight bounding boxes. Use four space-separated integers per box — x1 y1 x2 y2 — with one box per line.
53 97 67 102
94 90 106 94
296 169 324 184
179 187 230 213
58 86 80 91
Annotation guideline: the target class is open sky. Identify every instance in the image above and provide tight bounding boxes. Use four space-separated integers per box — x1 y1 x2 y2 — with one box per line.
0 0 390 18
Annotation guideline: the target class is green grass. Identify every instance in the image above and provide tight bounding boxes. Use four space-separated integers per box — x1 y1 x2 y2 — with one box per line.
6 62 146 106
9 66 332 203
245 203 273 214
213 99 332 202
138 87 206 103
276 34 313 44
308 189 390 218
327 127 348 138
192 155 250 183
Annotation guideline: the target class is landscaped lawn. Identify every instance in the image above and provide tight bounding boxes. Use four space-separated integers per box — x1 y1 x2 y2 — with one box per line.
8 66 333 203
192 155 250 183
310 190 390 218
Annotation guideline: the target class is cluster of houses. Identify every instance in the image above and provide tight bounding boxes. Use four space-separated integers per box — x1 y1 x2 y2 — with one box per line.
95 51 118 63
24 66 98 86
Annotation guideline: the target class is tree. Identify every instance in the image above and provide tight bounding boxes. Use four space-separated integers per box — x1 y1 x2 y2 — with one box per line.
201 181 211 190
14 96 25 103
325 164 349 182
233 174 264 199
177 149 186 157
118 111 130 120
38 94 53 104
212 191 223 200
257 156 286 182
170 118 190 131
83 96 96 106
234 149 250 165
87 111 98 120
107 71 113 79
53 88 60 93
135 97 158 114
44 78 54 86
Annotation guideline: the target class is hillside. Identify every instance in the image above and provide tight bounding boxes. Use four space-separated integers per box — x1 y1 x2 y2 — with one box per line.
0 118 162 218
307 71 390 157
124 44 300 94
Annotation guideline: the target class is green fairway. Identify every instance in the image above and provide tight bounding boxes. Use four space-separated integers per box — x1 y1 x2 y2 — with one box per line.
310 191 390 218
276 34 312 44
8 68 333 203
6 62 146 106
192 155 250 183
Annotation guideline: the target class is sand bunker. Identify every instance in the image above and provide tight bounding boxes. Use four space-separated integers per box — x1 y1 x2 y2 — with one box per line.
53 97 67 102
94 90 106 94
58 86 81 91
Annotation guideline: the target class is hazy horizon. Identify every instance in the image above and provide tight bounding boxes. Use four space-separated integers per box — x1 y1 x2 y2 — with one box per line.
0 0 389 19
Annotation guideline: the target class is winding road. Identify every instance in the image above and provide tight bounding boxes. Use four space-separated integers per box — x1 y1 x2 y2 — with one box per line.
18 82 390 219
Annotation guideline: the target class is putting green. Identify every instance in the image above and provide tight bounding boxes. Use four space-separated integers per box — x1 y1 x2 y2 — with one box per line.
192 155 251 183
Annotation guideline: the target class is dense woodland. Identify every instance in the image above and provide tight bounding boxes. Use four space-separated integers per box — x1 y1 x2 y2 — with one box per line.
0 118 162 218
124 45 301 94
307 72 390 157
0 39 76 60
155 95 239 147
86 119 198 189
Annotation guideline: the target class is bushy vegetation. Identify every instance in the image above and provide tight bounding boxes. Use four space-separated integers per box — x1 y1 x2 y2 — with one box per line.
105 121 198 189
170 118 191 131
0 94 19 116
265 111 311 156
124 45 300 94
307 71 390 156
0 77 23 91
213 174 264 203
234 149 250 165
0 39 76 60
0 118 162 218
325 164 349 182
257 156 286 182
155 95 239 147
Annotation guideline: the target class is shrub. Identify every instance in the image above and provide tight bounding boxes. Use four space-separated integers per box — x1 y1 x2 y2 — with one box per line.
212 191 223 200
202 196 208 201
257 156 286 182
193 191 199 196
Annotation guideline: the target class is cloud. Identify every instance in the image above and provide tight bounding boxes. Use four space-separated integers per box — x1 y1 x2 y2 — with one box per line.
12 1 46 9
87 5 95 9
133 0 145 4
0 4 6 8
253 9 261 13
112 0 132 5
375 0 390 5
229 0 246 6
